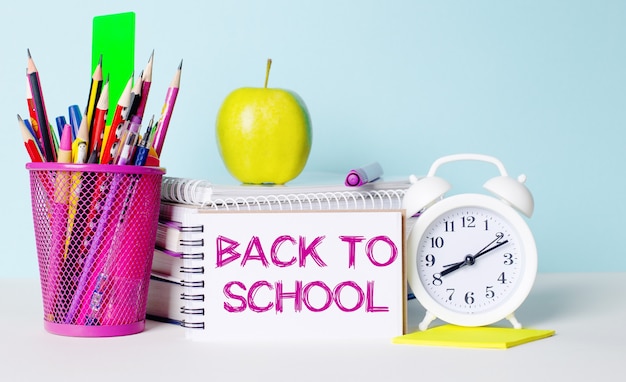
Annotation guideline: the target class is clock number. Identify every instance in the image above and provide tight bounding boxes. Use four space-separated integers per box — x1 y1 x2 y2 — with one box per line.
495 232 505 243
424 254 436 267
432 273 443 286
464 291 475 305
430 237 444 248
445 221 455 232
497 272 507 284
503 253 513 265
446 288 455 301
462 216 475 228
485 286 495 299
484 219 489 231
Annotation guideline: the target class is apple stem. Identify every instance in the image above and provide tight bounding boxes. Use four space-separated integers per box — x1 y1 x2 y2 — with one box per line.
264 58 272 88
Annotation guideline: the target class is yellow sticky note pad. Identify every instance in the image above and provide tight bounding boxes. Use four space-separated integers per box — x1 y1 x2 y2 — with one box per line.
392 324 555 349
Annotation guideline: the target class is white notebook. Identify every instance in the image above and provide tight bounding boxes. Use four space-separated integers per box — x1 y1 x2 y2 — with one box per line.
160 174 412 208
157 203 407 341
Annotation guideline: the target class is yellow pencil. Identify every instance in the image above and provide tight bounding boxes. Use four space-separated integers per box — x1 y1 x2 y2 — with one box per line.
85 54 103 145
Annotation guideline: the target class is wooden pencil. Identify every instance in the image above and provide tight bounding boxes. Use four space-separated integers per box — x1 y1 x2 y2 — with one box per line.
26 49 56 162
101 73 133 164
85 54 103 145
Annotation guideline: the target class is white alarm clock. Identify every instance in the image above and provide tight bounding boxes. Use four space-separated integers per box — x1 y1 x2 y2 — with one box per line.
403 154 537 331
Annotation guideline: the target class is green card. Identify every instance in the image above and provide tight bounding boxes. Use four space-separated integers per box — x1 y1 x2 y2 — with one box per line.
92 12 135 125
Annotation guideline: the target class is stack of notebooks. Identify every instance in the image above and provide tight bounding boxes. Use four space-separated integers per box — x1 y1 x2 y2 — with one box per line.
146 174 415 340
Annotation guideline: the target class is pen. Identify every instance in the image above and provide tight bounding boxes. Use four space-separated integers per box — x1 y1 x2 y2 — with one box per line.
152 59 182 156
17 114 43 162
27 49 56 162
345 162 384 187
116 129 139 165
133 115 154 166
101 73 133 164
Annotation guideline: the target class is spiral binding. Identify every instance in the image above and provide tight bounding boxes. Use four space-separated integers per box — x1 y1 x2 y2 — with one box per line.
160 177 408 209
176 224 207 330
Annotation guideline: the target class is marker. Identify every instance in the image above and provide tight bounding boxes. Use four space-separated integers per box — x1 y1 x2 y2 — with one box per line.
55 116 68 142
58 124 73 164
345 162 384 187
68 104 82 140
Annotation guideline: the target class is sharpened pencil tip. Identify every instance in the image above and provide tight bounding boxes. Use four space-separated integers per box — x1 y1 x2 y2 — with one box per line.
27 48 32 58
178 59 183 69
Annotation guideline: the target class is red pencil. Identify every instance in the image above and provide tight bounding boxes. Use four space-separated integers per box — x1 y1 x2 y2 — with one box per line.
100 74 132 164
18 114 43 162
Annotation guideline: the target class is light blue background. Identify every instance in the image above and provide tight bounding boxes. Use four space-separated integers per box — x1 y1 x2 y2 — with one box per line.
1 0 624 277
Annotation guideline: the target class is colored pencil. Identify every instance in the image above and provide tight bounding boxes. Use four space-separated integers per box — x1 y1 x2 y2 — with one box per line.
125 73 143 120
17 114 43 162
101 73 133 164
25 77 40 140
88 77 109 163
26 49 57 162
152 59 182 156
135 50 154 122
85 54 103 144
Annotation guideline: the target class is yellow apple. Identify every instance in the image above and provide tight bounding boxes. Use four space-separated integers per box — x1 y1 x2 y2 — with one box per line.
216 59 312 184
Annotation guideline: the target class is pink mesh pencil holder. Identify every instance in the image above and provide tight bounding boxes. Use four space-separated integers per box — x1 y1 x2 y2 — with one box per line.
26 163 165 337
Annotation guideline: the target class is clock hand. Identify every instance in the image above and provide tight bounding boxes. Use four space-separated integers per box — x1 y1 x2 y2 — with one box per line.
442 235 503 268
473 239 508 261
440 239 509 277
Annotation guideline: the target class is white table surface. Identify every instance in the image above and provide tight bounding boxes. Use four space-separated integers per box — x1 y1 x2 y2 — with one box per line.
1 272 623 381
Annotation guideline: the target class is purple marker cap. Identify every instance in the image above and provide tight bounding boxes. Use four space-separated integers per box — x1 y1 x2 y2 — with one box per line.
345 162 383 187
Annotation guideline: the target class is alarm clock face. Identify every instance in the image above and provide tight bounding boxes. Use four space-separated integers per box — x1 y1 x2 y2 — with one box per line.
407 194 537 327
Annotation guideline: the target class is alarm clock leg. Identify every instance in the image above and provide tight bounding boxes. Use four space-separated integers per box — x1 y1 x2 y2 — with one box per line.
506 313 522 329
418 311 437 331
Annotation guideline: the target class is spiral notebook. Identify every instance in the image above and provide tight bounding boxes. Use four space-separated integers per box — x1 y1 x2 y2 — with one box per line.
150 175 415 339
159 208 406 341
160 174 412 209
